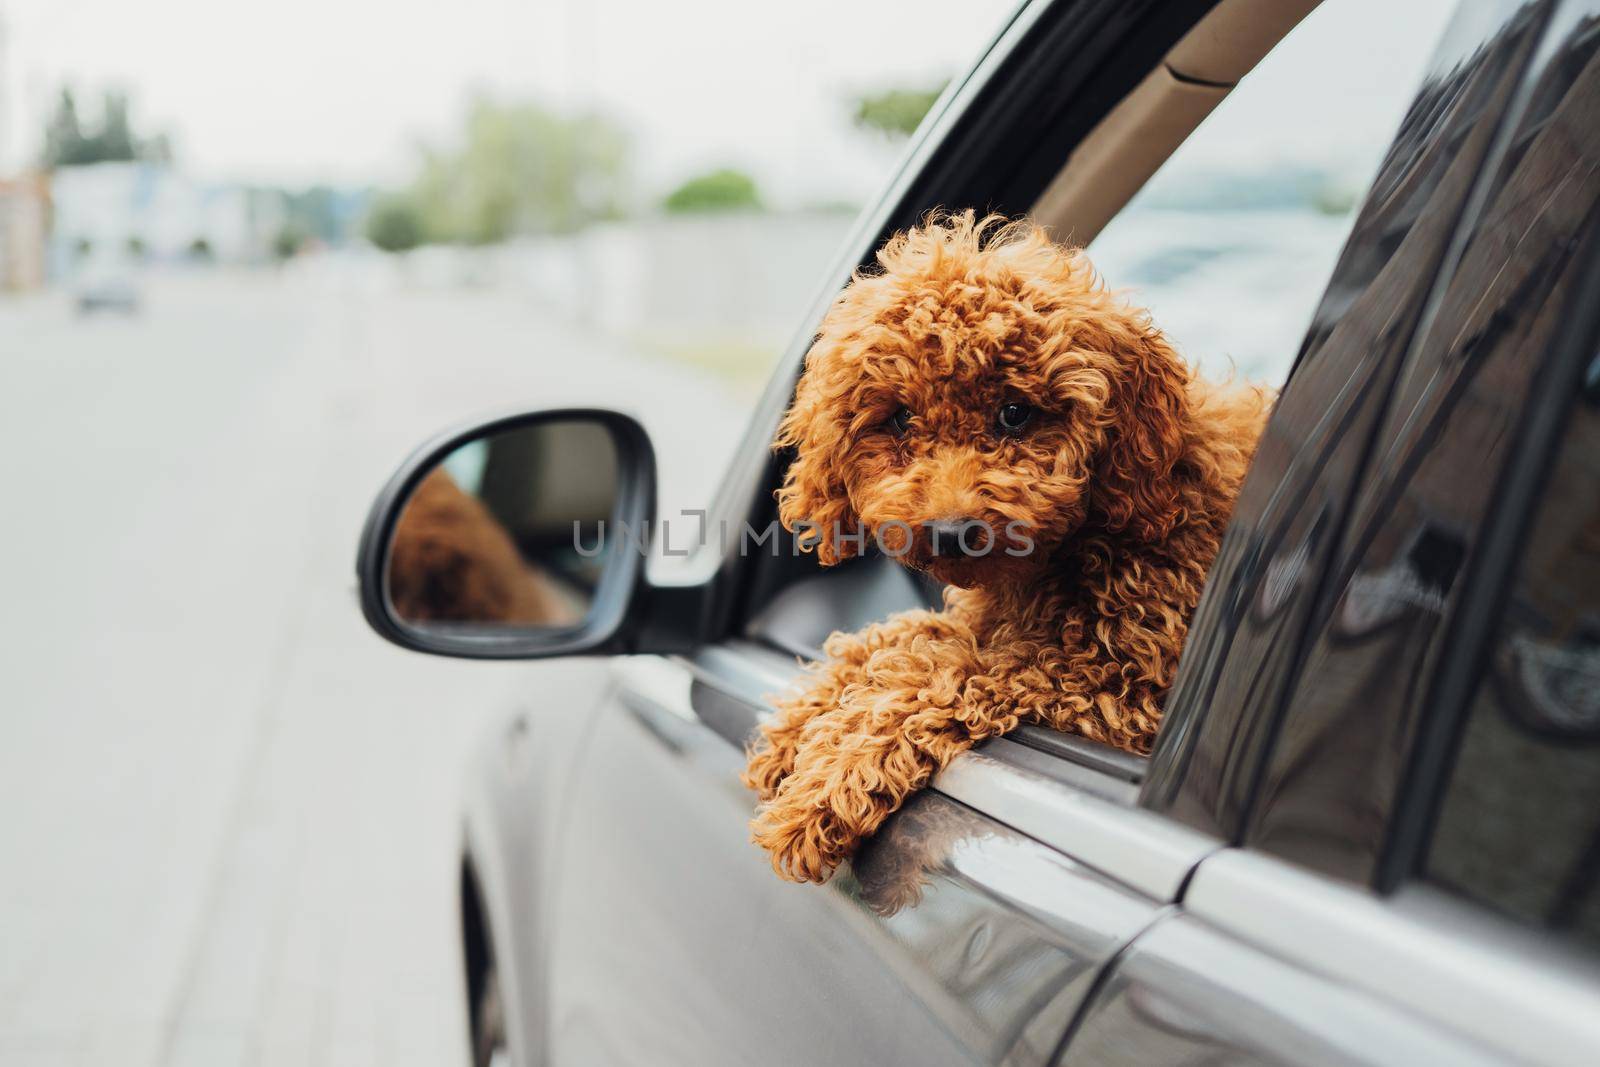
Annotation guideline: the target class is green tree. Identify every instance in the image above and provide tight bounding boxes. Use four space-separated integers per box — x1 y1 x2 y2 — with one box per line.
365 196 425 254
852 83 947 139
43 89 87 167
272 224 307 260
42 87 171 168
661 168 761 214
99 92 137 161
397 96 629 245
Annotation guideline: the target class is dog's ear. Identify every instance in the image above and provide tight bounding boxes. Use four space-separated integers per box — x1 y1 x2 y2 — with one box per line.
774 370 862 566
997 231 1192 543
1093 324 1190 543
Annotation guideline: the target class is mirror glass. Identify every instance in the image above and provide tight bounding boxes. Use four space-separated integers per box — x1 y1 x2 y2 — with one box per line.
385 419 619 632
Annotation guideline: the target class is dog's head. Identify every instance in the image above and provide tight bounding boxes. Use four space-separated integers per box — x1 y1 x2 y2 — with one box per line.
776 212 1192 587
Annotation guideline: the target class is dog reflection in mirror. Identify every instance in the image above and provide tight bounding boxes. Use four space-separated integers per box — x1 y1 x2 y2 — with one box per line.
388 469 578 627
743 212 1270 883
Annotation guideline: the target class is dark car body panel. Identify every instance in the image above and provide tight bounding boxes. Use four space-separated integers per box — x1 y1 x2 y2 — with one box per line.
1143 0 1553 841
1250 0 1600 884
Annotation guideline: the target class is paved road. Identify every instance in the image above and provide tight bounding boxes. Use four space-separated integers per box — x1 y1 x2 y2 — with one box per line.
0 268 748 1066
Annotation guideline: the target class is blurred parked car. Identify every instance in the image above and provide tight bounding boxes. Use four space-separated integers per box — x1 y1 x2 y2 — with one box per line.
73 249 141 315
358 0 1600 1064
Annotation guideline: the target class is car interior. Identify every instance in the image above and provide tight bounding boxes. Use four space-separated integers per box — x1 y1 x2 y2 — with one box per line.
722 0 1330 787
1032 0 1321 244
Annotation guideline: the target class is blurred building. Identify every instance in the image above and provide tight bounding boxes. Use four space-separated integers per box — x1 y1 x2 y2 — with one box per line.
0 173 48 291
46 161 284 272
509 209 857 356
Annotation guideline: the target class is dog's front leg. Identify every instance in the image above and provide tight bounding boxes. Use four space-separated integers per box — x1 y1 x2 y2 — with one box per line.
742 607 966 802
750 630 1018 883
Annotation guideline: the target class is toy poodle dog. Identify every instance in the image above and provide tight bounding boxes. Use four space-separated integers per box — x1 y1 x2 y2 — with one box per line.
743 211 1270 883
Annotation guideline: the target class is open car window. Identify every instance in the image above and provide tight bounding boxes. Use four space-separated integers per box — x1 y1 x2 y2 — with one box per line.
1089 0 1459 387
743 0 1459 679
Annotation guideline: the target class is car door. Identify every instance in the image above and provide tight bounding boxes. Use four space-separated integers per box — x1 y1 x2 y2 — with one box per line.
1060 2 1600 1061
541 634 1200 1066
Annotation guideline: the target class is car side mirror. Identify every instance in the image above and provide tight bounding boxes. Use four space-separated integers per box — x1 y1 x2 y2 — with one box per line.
356 408 655 658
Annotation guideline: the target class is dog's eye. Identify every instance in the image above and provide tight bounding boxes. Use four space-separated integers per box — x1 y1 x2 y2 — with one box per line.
996 402 1034 434
888 406 915 436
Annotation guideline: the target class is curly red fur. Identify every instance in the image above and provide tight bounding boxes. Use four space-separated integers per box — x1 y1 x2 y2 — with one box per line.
743 212 1271 883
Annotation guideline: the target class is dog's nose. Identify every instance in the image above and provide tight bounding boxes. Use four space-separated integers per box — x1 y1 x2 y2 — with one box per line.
926 519 982 557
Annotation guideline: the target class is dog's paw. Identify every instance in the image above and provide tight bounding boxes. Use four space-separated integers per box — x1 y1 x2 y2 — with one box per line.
749 794 854 884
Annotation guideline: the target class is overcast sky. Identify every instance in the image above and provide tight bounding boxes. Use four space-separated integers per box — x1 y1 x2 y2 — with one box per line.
0 0 1014 200
1 0 1459 203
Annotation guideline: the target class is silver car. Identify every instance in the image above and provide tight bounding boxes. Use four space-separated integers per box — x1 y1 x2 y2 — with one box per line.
358 0 1600 1063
